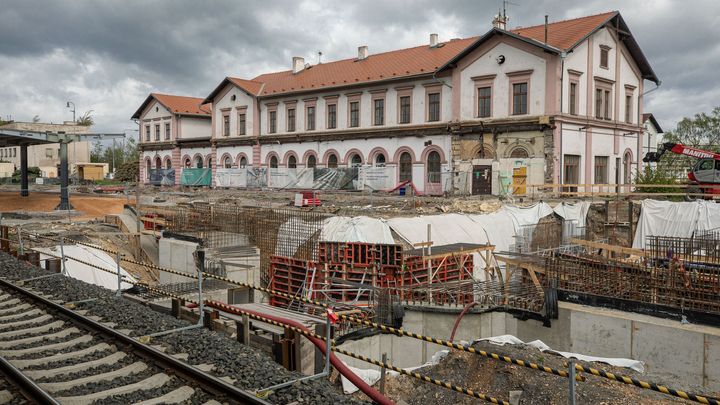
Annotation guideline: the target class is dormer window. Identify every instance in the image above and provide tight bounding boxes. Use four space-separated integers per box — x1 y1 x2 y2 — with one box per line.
600 45 611 69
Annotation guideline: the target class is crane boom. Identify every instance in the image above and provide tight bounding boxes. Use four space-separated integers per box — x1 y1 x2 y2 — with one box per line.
643 142 720 162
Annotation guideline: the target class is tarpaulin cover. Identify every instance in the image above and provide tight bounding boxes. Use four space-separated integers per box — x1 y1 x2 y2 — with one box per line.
475 334 645 372
632 199 720 248
180 168 211 186
553 201 591 227
148 169 175 186
275 216 393 257
35 245 136 290
267 168 314 189
216 168 247 188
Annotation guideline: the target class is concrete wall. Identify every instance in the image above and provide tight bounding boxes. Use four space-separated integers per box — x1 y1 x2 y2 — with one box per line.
338 303 720 392
158 237 197 284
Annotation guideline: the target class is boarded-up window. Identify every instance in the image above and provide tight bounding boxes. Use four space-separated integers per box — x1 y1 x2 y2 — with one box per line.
510 148 529 158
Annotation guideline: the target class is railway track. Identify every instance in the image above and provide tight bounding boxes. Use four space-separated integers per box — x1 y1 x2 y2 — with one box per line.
0 278 268 405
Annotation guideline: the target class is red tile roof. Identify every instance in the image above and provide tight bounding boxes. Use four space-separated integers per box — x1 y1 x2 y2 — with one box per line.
511 11 617 51
227 77 265 96
152 93 211 115
250 37 477 96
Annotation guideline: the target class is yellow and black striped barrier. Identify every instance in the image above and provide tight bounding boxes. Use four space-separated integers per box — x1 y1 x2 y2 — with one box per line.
574 363 720 405
333 346 510 405
339 313 581 381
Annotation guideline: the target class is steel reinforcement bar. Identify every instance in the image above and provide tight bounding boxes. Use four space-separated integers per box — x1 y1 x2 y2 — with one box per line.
573 363 720 405
333 347 510 405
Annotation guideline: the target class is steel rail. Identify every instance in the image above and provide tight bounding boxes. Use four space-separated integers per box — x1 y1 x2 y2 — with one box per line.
0 355 59 405
0 277 270 405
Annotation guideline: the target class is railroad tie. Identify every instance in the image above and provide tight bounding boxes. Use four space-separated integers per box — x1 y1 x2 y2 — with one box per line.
0 304 33 319
23 352 127 379
39 361 148 393
0 390 12 405
0 334 93 358
0 314 54 331
0 327 80 350
0 320 64 339
54 373 171 405
10 343 113 369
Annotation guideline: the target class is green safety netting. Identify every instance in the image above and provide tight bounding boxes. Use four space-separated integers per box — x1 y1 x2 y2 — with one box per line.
180 168 212 186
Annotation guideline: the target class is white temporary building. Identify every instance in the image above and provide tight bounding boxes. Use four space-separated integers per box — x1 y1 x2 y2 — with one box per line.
632 199 720 248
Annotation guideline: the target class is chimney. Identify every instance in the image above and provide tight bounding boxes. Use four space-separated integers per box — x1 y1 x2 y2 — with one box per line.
429 33 439 47
544 15 549 43
292 56 305 74
492 9 508 30
357 45 368 60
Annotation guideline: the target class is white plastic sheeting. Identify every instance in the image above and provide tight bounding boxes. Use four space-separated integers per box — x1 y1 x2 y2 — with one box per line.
475 334 645 373
274 216 394 256
320 216 394 244
340 350 450 394
35 245 136 290
632 200 720 248
553 201 591 228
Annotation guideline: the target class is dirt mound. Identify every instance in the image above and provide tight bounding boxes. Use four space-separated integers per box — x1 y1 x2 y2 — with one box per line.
382 340 697 404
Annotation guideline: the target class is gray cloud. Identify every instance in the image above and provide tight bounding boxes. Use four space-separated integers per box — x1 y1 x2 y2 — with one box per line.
0 0 718 135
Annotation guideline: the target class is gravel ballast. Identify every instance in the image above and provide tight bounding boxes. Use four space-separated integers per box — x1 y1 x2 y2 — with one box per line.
0 252 368 404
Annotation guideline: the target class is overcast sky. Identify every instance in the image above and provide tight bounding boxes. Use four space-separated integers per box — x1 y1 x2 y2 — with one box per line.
1 0 718 138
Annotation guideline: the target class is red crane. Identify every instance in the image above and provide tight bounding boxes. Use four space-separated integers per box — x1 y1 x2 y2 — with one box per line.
643 142 720 196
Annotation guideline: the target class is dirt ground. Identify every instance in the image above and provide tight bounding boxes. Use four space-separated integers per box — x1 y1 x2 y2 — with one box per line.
0 191 127 220
377 340 714 405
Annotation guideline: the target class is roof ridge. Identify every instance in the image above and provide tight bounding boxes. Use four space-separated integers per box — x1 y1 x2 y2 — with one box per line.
152 92 206 100
250 36 478 81
512 10 617 31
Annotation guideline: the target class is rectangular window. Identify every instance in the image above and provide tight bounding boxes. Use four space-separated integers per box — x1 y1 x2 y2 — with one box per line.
349 101 359 127
563 154 581 192
222 115 230 137
269 110 277 133
600 48 609 69
327 104 337 129
512 82 528 115
399 96 411 124
46 148 53 158
427 93 440 122
625 95 632 123
164 122 171 140
238 113 246 135
145 125 150 141
373 99 384 125
594 156 608 184
595 89 603 119
604 90 611 120
306 106 315 130
569 83 577 115
287 108 296 132
477 87 491 118
154 124 160 141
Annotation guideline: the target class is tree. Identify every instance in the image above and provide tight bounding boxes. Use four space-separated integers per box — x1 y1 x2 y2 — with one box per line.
76 110 94 126
90 141 104 163
123 137 139 163
115 161 138 182
654 107 720 179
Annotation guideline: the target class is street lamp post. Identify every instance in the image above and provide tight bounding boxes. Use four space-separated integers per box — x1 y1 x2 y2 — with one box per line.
66 101 75 123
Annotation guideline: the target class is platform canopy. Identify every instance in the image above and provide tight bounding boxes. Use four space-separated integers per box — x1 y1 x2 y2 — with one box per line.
0 129 125 209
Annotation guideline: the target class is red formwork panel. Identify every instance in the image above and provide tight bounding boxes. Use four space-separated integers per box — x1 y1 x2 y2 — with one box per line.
268 255 321 308
319 242 402 268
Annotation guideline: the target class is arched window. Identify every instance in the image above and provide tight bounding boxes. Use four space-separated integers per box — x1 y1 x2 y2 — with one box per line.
350 153 362 167
165 159 172 169
194 156 203 168
375 153 386 167
427 151 441 183
155 156 162 169
288 155 297 169
207 157 213 168
223 156 232 169
327 154 338 169
146 159 151 180
239 156 247 168
184 158 191 168
509 147 529 158
269 155 278 168
399 152 412 182
623 151 632 184
307 155 317 168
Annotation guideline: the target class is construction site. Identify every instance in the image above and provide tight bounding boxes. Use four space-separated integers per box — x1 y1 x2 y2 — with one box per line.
0 182 718 405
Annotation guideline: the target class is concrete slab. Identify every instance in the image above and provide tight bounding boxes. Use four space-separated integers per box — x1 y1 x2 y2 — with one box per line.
569 310 632 358
632 322 705 386
704 334 720 390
